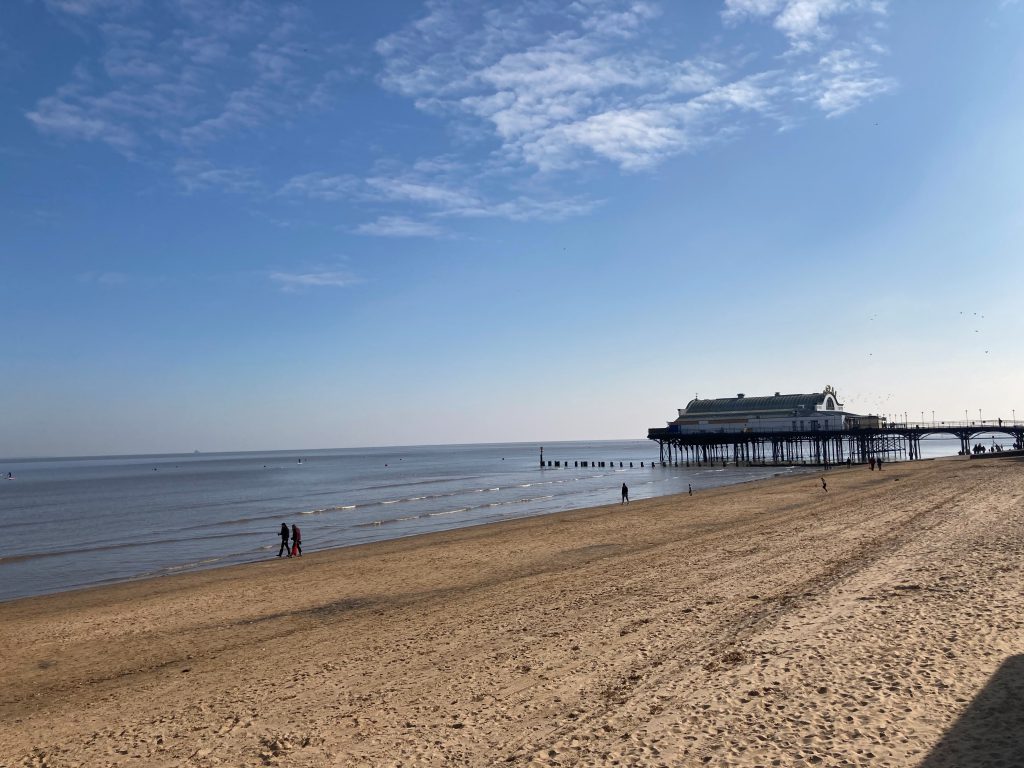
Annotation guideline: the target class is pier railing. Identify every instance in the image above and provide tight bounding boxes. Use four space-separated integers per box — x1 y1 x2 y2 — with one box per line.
650 420 1023 437
647 419 1024 467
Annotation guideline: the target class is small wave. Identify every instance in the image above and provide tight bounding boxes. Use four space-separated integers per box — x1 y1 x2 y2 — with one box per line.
303 505 356 514
510 494 556 505
354 511 428 529
177 510 293 531
428 507 468 516
345 475 486 493
0 531 257 565
162 556 225 573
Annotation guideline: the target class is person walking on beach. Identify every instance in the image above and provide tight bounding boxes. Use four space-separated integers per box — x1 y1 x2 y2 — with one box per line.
876 456 883 470
621 483 629 504
688 483 692 496
869 457 875 470
278 522 290 557
821 477 828 493
291 524 302 557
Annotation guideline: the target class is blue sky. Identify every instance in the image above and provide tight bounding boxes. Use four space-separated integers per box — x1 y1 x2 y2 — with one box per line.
2 0 1023 457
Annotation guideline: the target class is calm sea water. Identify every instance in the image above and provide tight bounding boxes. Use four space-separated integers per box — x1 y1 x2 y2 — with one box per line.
0 437 964 603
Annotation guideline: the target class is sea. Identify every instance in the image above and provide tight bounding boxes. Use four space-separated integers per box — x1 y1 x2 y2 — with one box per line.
0 437 965 603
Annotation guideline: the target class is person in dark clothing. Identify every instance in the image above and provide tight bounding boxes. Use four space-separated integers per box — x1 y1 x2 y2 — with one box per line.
821 477 828 493
291 524 302 557
621 483 629 504
876 457 883 470
278 523 291 557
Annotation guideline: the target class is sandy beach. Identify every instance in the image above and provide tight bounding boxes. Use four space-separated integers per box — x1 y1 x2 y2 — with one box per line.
2 456 1023 767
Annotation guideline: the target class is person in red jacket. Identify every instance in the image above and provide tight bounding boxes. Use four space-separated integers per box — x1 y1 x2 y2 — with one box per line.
291 524 302 557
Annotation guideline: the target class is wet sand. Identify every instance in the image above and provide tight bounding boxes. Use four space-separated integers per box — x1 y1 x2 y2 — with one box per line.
2 457 1023 767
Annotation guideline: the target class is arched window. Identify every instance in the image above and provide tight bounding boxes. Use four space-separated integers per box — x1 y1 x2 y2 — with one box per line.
825 397 835 410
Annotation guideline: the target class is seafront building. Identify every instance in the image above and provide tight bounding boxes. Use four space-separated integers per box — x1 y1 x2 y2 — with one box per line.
648 386 894 466
665 385 882 434
648 386 1022 466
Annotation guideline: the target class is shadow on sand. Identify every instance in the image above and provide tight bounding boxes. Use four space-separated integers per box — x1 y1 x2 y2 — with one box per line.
918 654 1024 767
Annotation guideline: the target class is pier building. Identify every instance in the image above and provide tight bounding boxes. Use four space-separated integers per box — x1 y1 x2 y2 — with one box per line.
667 385 881 434
648 386 1023 467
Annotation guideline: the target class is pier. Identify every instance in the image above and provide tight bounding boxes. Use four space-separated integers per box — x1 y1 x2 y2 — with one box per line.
647 421 1024 468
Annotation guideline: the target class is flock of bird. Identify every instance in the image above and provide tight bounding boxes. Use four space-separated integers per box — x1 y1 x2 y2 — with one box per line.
847 309 994 419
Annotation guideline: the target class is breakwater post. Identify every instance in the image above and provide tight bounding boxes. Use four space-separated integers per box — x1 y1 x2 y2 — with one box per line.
539 454 652 469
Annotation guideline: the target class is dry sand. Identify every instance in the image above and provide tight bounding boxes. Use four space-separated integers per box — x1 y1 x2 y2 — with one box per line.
2 457 1023 767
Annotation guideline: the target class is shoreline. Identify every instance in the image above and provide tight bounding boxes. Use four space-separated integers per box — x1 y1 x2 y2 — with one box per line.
4 456 1022 765
0 462 797 608
0 458 810 605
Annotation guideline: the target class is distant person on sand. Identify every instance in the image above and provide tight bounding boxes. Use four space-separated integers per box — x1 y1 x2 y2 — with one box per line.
876 457 883 470
278 523 291 557
869 457 875 471
821 477 828 493
688 483 692 496
621 483 629 504
291 524 302 557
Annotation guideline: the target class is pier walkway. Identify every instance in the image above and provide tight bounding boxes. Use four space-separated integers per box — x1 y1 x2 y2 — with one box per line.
647 421 1024 467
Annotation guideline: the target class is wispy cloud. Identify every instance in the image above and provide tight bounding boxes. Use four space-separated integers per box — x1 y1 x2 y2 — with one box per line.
377 0 893 173
278 166 476 210
29 1 898 237
279 162 602 230
365 176 480 208
722 0 785 20
174 159 261 194
78 270 129 285
44 0 137 16
353 216 445 238
268 269 362 292
795 47 896 117
440 195 603 222
723 0 886 48
29 1 350 157
26 64 140 154
278 172 360 202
